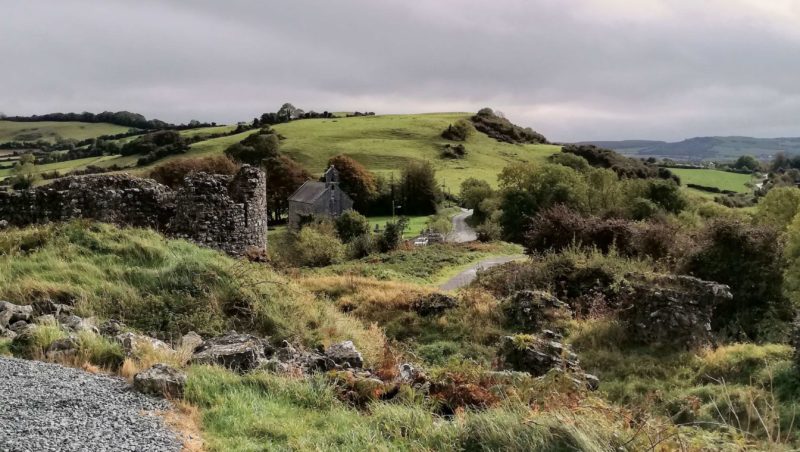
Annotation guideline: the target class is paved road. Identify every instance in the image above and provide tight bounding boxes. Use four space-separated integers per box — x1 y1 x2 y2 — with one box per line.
439 255 525 291
448 208 478 243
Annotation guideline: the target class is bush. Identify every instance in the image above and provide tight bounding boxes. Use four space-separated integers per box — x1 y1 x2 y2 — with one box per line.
149 156 239 187
630 197 659 220
441 144 467 159
335 210 371 243
755 187 800 231
684 219 792 339
548 152 590 172
379 218 408 252
441 119 474 141
524 205 635 256
347 233 377 258
294 225 346 267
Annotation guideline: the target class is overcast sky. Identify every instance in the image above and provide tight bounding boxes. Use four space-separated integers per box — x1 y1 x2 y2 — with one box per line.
2 0 799 141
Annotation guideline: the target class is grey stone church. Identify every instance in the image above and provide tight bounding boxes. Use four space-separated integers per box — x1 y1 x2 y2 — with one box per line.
287 165 353 229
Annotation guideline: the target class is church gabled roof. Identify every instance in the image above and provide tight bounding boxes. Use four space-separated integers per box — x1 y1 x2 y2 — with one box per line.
288 181 329 204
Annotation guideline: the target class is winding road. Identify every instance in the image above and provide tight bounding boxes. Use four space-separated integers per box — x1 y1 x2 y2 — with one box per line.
447 208 478 243
439 255 525 291
440 209 525 290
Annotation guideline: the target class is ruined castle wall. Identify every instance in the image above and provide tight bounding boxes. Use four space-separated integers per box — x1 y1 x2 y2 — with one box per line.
0 166 267 256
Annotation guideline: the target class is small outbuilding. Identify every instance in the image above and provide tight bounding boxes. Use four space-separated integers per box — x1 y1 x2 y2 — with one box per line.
287 165 353 229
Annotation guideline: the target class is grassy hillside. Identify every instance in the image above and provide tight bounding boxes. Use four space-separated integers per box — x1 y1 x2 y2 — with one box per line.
670 168 753 193
271 113 559 187
82 113 559 187
0 121 131 144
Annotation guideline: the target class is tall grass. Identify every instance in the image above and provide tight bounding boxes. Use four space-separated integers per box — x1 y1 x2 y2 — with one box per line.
0 221 385 365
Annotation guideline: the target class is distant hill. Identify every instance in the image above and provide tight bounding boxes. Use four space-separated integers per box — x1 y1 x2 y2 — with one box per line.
579 136 800 161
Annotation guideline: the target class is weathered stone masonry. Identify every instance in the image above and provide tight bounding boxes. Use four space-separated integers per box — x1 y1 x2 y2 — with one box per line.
0 165 267 256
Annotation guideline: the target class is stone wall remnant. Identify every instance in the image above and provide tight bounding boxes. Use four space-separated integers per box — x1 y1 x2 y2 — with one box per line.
0 165 267 256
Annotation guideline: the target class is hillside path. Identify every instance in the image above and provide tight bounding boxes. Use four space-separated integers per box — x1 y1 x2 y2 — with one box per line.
439 255 525 291
448 208 478 243
0 356 181 452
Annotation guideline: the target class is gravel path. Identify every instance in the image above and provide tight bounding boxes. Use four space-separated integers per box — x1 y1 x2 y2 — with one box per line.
447 208 478 243
439 255 525 291
0 357 181 452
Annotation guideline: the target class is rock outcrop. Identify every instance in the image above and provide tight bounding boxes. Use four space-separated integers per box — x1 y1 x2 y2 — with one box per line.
410 293 458 316
133 364 187 399
502 290 571 332
190 332 268 372
497 333 598 390
618 274 732 348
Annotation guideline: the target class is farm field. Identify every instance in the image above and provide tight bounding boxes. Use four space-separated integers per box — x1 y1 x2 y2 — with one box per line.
669 168 754 193
0 121 130 144
0 155 120 180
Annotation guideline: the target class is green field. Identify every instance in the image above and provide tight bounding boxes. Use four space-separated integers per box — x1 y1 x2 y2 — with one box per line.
0 121 131 144
98 113 557 187
669 168 754 193
69 113 558 187
0 155 120 180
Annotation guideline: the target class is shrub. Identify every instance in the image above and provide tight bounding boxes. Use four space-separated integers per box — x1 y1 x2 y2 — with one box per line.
755 186 800 231
293 225 346 267
548 152 590 172
441 118 474 141
684 219 792 339
224 131 280 165
471 108 548 144
379 218 408 252
335 210 370 243
149 156 239 187
630 197 659 220
441 144 467 159
524 205 635 256
347 233 376 258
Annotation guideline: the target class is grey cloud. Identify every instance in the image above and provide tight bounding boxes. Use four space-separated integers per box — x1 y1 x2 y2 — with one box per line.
1 0 799 141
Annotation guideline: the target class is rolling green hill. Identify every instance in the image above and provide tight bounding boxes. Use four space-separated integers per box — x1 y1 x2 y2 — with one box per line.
46 113 559 188
149 113 560 188
0 120 131 144
2 114 757 196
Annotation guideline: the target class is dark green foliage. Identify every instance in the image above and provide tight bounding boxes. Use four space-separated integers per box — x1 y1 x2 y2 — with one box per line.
119 130 189 165
441 143 467 159
684 220 793 340
335 210 371 243
644 179 687 213
470 108 548 144
629 197 659 220
441 119 474 141
548 152 591 172
459 178 494 222
224 131 280 165
561 144 679 183
525 205 636 256
733 155 760 172
379 218 408 252
400 161 441 215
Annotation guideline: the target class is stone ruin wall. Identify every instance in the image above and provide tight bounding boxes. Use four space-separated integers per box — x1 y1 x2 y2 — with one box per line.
0 165 267 256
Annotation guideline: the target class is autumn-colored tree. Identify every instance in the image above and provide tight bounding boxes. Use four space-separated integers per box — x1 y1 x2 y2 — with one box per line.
327 154 377 212
265 155 311 221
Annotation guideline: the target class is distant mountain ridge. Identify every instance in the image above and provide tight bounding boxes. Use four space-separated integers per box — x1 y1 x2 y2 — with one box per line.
578 136 800 161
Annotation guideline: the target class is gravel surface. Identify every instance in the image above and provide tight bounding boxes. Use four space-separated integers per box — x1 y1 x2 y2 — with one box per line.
0 357 181 452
